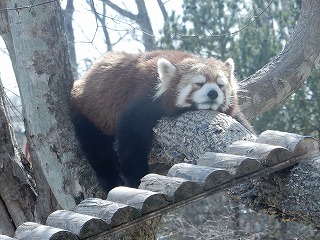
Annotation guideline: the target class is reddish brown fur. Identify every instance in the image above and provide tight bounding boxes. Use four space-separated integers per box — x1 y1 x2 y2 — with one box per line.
71 50 197 135
71 50 242 135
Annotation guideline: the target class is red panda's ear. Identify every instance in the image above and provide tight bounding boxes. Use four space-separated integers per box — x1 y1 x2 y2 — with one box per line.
225 58 234 74
154 58 176 99
157 58 176 82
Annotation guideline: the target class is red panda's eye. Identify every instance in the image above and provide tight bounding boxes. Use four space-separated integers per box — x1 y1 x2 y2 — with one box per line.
218 84 225 88
195 82 204 87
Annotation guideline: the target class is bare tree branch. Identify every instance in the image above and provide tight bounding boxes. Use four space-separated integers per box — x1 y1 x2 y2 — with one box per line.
101 0 137 21
101 0 155 50
239 0 320 119
87 0 113 51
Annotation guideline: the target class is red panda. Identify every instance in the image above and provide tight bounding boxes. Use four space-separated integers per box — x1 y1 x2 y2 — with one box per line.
70 50 252 192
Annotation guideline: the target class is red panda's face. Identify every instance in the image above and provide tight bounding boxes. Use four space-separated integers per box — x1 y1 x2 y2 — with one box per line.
156 57 237 113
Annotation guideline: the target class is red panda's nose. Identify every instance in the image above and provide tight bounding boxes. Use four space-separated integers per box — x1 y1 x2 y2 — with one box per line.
207 89 218 100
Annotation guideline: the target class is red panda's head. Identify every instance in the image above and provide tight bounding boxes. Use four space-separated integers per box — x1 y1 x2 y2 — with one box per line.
155 56 238 113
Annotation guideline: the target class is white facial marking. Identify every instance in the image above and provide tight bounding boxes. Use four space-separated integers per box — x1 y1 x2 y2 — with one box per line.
217 74 228 87
173 62 235 112
222 87 231 112
217 74 231 111
191 75 206 86
192 83 224 110
176 84 193 108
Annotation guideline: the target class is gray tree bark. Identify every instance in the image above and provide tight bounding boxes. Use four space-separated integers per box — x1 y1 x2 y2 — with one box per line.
0 79 36 236
149 111 256 174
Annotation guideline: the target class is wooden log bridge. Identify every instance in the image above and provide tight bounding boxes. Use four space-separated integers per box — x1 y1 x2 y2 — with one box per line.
1 130 318 240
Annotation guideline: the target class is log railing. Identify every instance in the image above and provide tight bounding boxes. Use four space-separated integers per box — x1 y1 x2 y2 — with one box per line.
0 130 318 240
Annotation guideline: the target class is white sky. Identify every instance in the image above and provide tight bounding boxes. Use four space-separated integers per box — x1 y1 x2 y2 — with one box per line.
0 0 183 95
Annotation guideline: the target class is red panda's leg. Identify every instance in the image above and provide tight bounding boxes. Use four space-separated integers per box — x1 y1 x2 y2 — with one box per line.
73 115 124 192
116 98 165 188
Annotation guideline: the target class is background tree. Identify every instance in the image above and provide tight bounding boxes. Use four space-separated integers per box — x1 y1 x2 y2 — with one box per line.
99 0 156 50
87 0 114 51
64 0 78 79
159 0 241 58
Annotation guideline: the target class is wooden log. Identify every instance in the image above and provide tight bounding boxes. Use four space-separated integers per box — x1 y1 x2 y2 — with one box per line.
197 152 264 178
74 198 139 227
0 235 17 240
226 141 293 166
167 163 233 190
14 222 78 240
107 187 171 215
256 130 319 157
149 111 256 175
139 174 202 202
46 210 109 239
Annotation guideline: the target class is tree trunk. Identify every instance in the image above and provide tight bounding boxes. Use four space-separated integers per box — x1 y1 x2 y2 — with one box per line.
0 1 62 220
2 0 103 211
149 111 256 174
0 78 36 236
240 0 320 119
